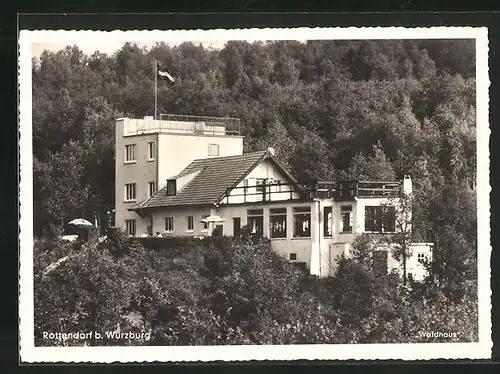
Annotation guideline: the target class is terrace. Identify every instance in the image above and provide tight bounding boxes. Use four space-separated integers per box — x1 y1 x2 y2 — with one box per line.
121 114 241 137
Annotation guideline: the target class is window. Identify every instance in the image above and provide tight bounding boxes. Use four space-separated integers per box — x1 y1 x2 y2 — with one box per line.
186 216 194 231
166 179 177 196
289 253 297 261
247 209 264 236
125 183 136 201
148 142 155 160
148 181 157 197
407 269 414 282
340 205 353 233
365 206 396 233
270 208 287 238
293 206 311 238
323 206 333 237
383 207 396 232
208 143 219 156
125 219 136 236
125 144 136 162
201 215 209 230
233 217 241 237
165 217 174 232
417 252 425 262
212 224 223 237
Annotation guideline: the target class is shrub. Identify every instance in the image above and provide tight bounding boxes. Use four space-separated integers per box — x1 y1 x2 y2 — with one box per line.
33 232 479 346
34 241 141 346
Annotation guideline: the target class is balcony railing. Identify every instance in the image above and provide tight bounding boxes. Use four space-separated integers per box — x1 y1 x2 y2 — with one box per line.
335 180 401 200
220 182 307 204
122 114 241 136
217 180 402 205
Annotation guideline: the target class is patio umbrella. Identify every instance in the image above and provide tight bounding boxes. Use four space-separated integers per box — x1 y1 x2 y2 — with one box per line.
68 218 94 226
200 215 226 236
200 215 226 223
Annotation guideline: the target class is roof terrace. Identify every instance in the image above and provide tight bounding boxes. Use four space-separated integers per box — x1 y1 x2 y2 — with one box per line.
119 114 241 137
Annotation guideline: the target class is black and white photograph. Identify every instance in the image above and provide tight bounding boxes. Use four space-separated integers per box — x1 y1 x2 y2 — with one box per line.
18 27 491 362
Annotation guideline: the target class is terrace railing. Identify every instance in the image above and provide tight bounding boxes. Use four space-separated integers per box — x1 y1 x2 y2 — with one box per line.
216 180 402 205
159 114 241 135
335 180 401 200
123 114 241 136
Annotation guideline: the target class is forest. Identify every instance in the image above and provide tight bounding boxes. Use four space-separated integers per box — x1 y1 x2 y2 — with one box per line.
32 39 478 345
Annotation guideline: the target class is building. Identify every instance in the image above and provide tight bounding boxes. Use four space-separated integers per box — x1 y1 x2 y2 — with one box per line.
115 114 244 236
116 115 432 280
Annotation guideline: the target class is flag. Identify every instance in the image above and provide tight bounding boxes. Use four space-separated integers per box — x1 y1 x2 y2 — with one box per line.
157 64 175 85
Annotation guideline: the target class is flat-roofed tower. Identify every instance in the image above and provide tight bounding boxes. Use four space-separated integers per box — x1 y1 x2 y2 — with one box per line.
115 114 244 235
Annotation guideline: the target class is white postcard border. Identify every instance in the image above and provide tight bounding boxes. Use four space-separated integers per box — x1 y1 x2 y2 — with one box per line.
19 26 491 362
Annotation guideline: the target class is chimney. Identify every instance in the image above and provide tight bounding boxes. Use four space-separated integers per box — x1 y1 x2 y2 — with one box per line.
267 147 276 156
403 175 412 195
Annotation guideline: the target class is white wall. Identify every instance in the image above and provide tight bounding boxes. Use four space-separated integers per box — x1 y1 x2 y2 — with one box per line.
115 119 157 235
387 243 433 281
149 206 212 236
158 133 243 188
328 242 352 275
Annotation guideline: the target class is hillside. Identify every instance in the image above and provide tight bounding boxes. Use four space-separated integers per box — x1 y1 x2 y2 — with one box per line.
32 39 478 298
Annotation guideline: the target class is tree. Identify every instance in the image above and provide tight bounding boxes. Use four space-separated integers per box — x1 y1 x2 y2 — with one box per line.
34 142 91 235
340 142 396 181
382 192 414 286
289 128 335 183
246 121 297 170
427 184 477 300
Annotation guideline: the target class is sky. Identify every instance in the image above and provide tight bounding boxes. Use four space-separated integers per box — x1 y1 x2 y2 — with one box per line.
31 40 229 59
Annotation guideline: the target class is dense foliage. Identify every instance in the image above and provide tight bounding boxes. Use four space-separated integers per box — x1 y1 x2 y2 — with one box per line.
34 235 477 346
33 39 477 291
32 39 479 344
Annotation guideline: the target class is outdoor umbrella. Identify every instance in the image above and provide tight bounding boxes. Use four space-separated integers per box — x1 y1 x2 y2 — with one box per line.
68 218 94 242
200 215 226 236
68 218 94 226
200 215 226 223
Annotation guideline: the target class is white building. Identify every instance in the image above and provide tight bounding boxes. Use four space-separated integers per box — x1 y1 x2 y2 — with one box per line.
115 114 243 236
116 115 432 280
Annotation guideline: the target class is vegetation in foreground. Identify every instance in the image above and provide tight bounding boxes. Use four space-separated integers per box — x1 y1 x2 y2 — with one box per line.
34 233 478 346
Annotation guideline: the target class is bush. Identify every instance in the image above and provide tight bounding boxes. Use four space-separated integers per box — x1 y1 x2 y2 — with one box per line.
34 233 479 346
34 241 142 346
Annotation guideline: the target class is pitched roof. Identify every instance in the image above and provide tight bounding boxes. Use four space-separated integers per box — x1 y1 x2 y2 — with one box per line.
130 151 275 210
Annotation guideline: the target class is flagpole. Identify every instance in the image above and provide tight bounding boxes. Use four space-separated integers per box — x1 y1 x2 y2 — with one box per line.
154 59 158 120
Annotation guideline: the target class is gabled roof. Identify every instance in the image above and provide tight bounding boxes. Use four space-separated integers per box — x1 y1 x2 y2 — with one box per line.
129 150 299 211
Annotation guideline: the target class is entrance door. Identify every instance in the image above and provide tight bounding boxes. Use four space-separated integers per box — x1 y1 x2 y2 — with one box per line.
212 224 223 237
147 216 153 236
233 217 241 237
